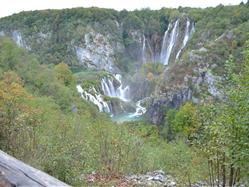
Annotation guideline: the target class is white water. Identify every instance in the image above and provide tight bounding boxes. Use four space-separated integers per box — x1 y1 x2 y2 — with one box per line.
160 19 195 65
160 23 171 64
129 100 147 117
77 75 147 121
176 20 195 59
147 39 153 61
101 74 129 101
142 34 146 63
112 99 147 123
160 20 179 65
76 85 111 113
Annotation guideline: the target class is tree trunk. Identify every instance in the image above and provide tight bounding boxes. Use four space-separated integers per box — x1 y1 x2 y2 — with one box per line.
222 153 226 187
217 156 220 187
229 164 234 187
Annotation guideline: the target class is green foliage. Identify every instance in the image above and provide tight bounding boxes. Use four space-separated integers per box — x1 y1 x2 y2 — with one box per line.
142 62 164 76
123 14 144 31
193 41 249 186
0 5 249 186
0 38 24 70
161 109 177 141
54 63 75 86
161 42 249 185
172 102 199 139
0 38 207 186
164 104 199 142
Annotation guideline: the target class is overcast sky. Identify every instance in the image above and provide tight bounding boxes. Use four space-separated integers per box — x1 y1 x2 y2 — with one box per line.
0 0 247 18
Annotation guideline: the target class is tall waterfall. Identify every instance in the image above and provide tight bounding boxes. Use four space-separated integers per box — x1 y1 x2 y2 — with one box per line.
160 23 171 64
160 20 179 65
176 20 195 59
141 34 156 63
142 35 146 63
147 39 153 61
76 85 111 113
101 74 129 101
160 19 195 65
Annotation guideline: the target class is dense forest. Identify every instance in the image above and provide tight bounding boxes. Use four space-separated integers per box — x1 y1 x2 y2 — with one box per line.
0 2 249 187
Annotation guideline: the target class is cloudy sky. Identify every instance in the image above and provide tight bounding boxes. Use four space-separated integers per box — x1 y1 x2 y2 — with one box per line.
0 0 247 18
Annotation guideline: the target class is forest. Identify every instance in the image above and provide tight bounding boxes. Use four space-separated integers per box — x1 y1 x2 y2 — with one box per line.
0 2 249 187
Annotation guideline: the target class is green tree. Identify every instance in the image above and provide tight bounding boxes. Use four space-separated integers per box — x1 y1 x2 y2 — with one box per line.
54 62 75 86
173 102 199 140
162 108 177 141
196 41 249 186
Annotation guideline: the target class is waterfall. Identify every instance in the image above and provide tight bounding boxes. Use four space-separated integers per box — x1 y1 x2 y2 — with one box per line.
142 34 146 63
176 19 195 59
130 100 147 117
147 39 154 62
101 74 129 101
160 20 179 65
101 77 116 97
160 23 171 64
76 85 111 113
77 74 129 115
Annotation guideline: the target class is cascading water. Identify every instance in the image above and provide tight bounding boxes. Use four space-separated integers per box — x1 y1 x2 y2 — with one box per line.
160 19 195 65
142 34 146 64
147 39 154 61
112 99 147 123
101 74 129 101
77 74 148 122
77 73 147 122
129 100 147 117
160 23 171 64
101 77 116 97
176 19 195 59
141 34 155 63
160 20 179 65
76 85 111 113
76 18 196 121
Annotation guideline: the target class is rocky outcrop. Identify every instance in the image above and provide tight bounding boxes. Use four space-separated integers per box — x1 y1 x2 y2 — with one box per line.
125 170 176 187
147 88 192 125
109 98 136 115
129 74 155 101
75 31 120 73
147 65 222 125
11 31 31 50
82 170 176 187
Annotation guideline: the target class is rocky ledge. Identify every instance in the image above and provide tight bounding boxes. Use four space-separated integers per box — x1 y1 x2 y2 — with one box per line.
82 170 176 187
125 170 176 187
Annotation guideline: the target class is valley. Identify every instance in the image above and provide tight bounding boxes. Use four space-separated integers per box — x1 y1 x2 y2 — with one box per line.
0 3 249 186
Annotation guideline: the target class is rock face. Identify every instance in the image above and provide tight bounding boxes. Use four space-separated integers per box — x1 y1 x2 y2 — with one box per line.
75 31 120 73
125 170 176 187
0 150 70 187
11 31 31 50
1 9 243 124
129 75 154 101
148 88 192 125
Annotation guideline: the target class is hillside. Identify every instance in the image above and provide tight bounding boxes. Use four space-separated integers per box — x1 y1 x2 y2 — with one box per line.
0 3 249 187
1 5 249 123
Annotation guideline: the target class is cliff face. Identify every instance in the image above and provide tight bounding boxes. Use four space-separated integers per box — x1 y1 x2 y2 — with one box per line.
1 5 249 124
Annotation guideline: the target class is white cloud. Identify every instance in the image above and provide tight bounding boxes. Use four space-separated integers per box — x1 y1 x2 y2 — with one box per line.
0 0 246 18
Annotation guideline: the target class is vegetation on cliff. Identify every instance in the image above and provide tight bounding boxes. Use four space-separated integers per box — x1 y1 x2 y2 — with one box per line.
0 4 249 187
